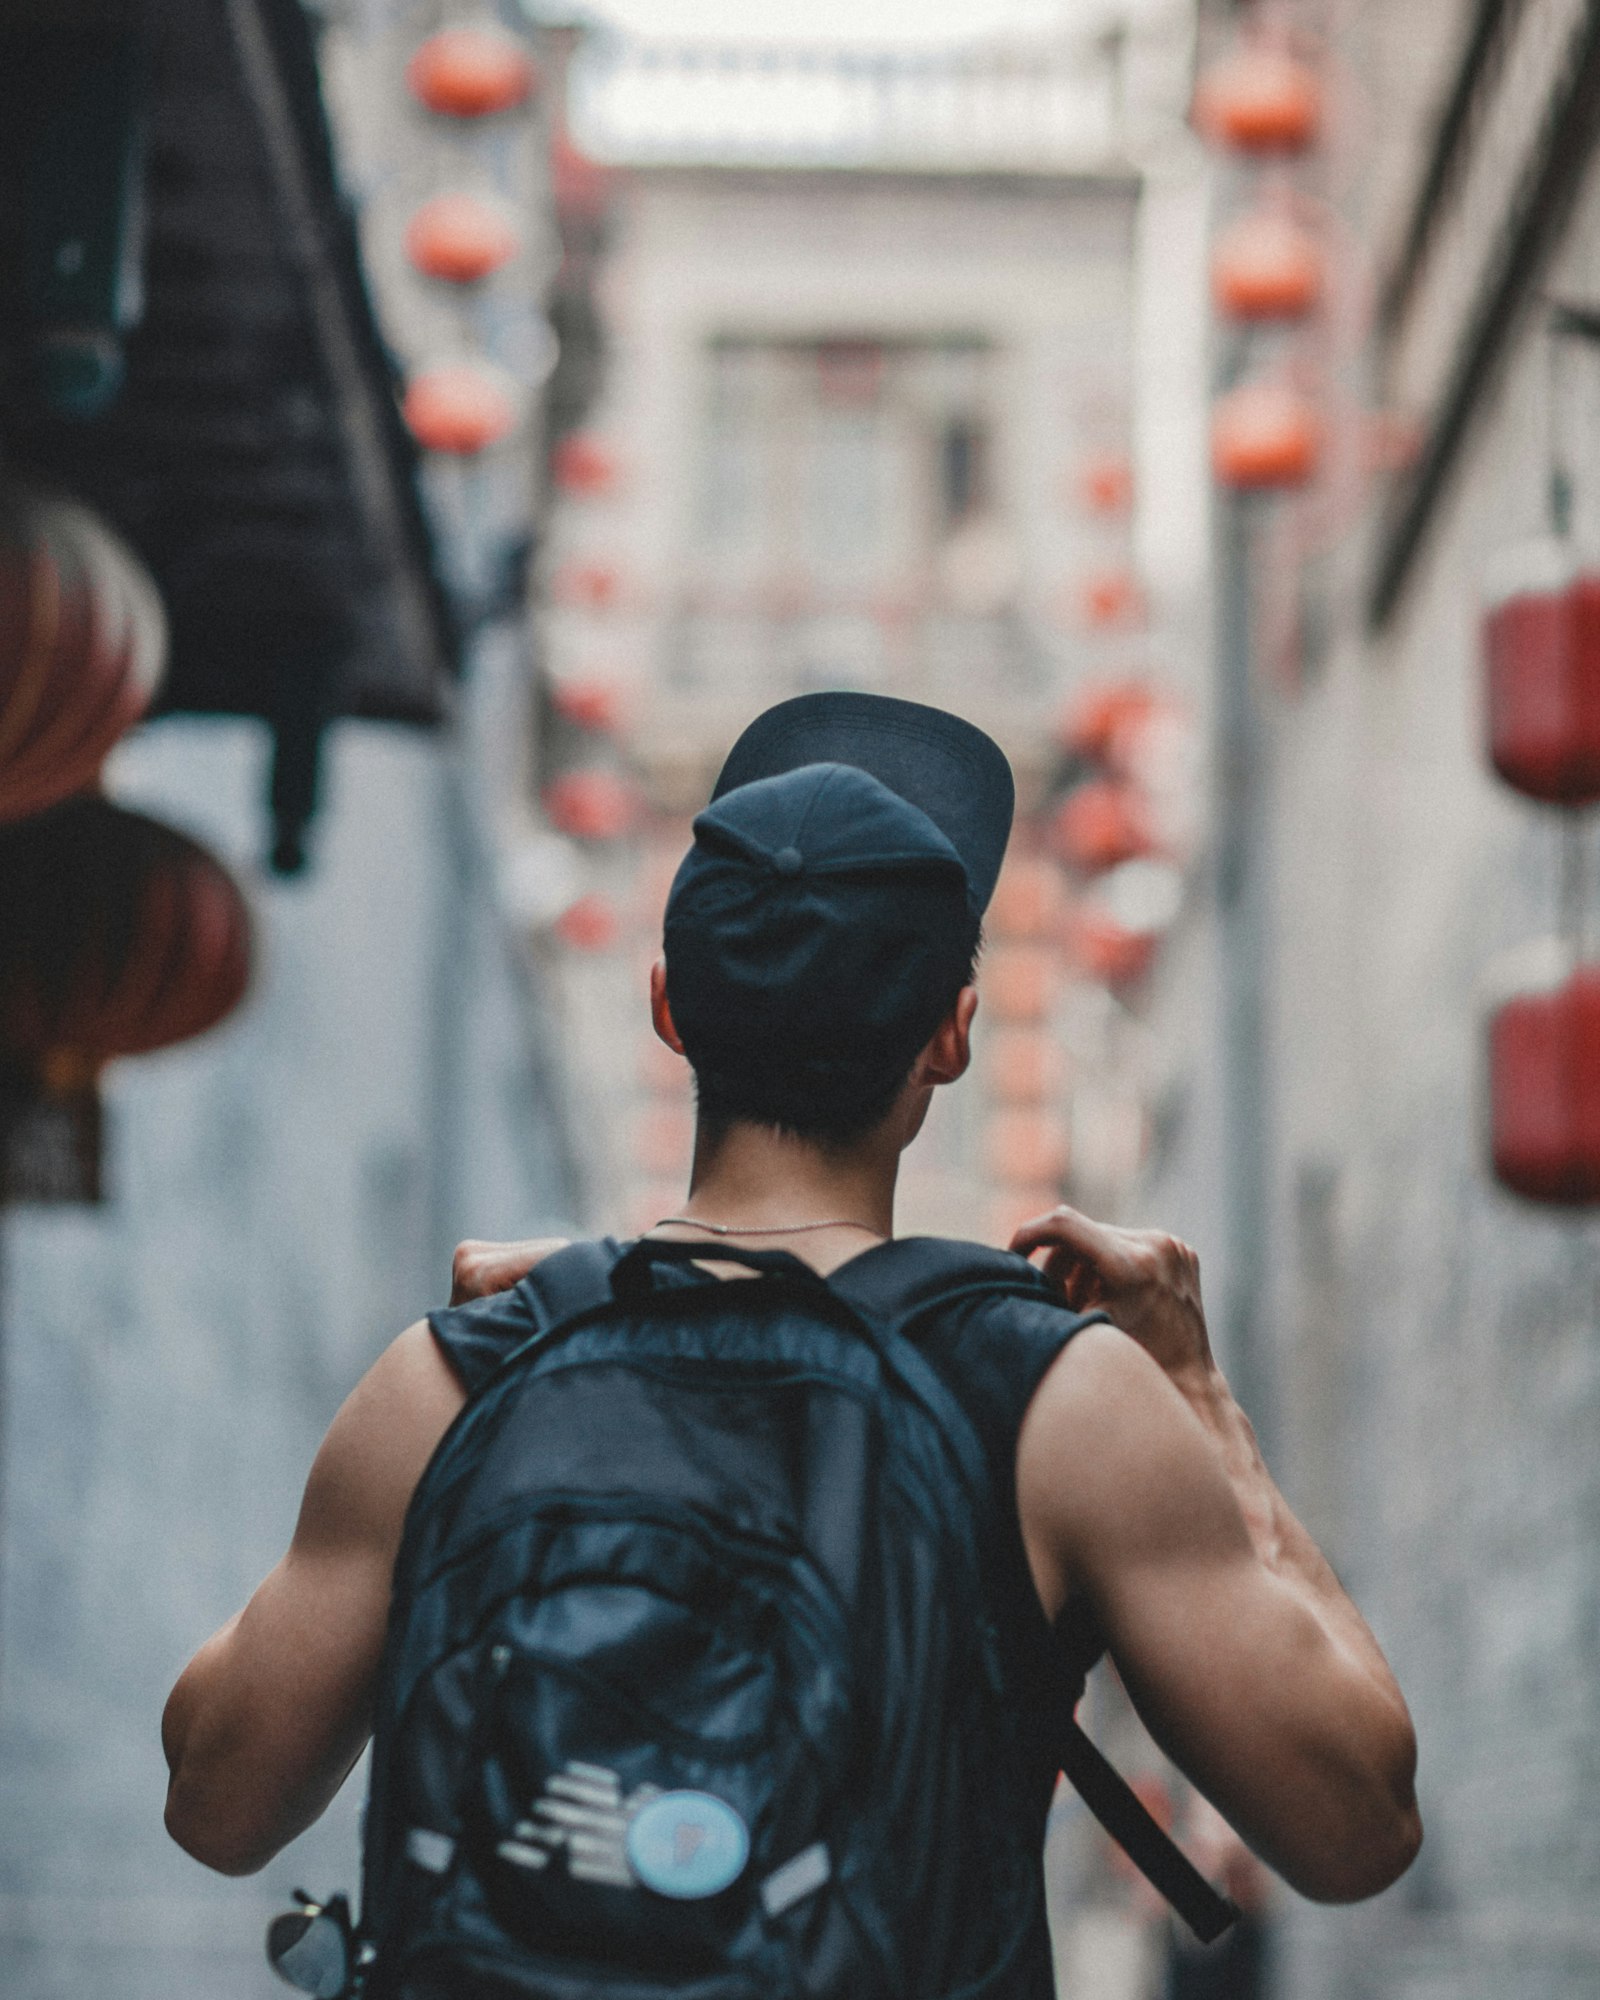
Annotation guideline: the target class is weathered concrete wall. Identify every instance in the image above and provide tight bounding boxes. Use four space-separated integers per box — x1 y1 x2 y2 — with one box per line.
1260 120 1600 2000
0 716 578 1999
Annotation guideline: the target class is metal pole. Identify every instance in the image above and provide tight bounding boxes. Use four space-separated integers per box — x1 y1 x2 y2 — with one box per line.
1213 487 1275 1456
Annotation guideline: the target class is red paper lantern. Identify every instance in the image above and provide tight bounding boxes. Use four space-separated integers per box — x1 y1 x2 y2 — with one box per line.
0 796 251 1080
551 678 625 733
988 1027 1063 1106
1 499 165 823
1080 567 1145 630
554 892 620 952
404 193 520 285
407 27 536 119
404 362 518 455
638 1034 690 1095
1060 680 1161 765
1212 380 1320 490
551 130 613 224
1483 543 1600 804
544 768 639 841
985 1108 1069 1187
984 945 1055 1024
552 432 620 496
1065 906 1158 988
1193 43 1321 155
633 1102 694 1177
1080 454 1133 516
1212 208 1323 322
988 857 1062 942
1490 970 1600 1202
986 1186 1062 1251
551 562 622 610
1052 782 1156 874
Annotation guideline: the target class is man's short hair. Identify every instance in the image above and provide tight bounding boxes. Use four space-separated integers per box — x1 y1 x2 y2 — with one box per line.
664 763 983 1146
682 919 981 1147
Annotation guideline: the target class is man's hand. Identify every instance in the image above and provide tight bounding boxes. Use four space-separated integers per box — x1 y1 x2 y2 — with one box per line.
1009 1204 1277 1556
450 1236 569 1305
1010 1205 1213 1396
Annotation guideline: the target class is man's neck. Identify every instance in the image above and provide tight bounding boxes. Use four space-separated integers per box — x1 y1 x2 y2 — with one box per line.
660 1118 899 1265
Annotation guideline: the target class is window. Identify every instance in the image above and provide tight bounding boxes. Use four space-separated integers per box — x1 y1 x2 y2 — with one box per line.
694 334 996 597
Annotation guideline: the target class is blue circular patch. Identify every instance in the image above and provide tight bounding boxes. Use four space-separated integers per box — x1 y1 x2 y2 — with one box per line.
626 1791 749 1900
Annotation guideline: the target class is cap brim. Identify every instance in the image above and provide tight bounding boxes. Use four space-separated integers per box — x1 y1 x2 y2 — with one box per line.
711 693 1014 912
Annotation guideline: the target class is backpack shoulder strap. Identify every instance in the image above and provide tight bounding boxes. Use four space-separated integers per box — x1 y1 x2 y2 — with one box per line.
826 1234 1066 1322
827 1236 1103 1502
831 1236 1238 1946
471 1236 634 1384
514 1236 630 1331
426 1239 629 1399
825 1234 1093 1517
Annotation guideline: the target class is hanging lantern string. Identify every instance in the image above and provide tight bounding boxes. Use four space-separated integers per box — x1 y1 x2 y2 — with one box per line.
1547 313 1576 538
1542 297 1600 535
1560 816 1588 972
1550 310 1582 965
1541 296 1600 967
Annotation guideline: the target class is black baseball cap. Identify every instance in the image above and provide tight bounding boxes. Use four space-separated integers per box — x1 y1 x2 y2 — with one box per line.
663 696 1015 1129
711 692 1015 916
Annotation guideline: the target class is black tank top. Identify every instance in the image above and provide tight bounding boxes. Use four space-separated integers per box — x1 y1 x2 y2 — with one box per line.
425 1236 1104 1990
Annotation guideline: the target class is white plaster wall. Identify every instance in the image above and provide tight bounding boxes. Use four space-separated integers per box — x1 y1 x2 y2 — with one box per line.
0 714 577 1999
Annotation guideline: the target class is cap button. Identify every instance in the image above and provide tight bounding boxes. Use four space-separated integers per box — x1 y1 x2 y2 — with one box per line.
772 845 804 877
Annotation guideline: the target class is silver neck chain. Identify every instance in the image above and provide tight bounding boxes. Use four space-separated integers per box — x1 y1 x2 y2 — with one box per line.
653 1215 884 1238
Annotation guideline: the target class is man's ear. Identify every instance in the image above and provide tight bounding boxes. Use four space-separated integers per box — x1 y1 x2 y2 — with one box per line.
916 985 977 1088
650 958 686 1054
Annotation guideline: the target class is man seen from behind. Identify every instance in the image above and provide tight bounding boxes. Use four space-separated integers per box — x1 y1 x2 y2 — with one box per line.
163 694 1420 1998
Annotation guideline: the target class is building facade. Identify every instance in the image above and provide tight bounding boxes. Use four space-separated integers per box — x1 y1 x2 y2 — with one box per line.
535 22 1213 1283
1188 4 1600 1995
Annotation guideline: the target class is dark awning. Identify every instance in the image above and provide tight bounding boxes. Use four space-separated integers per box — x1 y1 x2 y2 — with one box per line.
0 0 458 864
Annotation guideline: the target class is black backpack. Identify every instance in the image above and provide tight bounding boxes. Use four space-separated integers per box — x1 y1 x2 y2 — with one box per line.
354 1236 1233 2000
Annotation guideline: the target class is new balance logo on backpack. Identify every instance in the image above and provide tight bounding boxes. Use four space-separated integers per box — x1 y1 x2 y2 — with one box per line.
357 1236 1233 2000
492 1761 657 1888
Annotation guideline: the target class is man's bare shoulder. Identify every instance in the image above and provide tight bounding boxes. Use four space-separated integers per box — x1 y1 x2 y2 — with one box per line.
294 1321 467 1558
1016 1321 1253 1579
1022 1314 1191 1434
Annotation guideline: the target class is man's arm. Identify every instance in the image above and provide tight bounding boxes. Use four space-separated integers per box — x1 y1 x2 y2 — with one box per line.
1012 1209 1421 1905
163 1236 568 1873
161 1323 465 1874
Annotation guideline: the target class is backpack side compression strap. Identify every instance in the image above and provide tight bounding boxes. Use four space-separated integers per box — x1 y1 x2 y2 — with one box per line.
1058 1724 1240 1945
